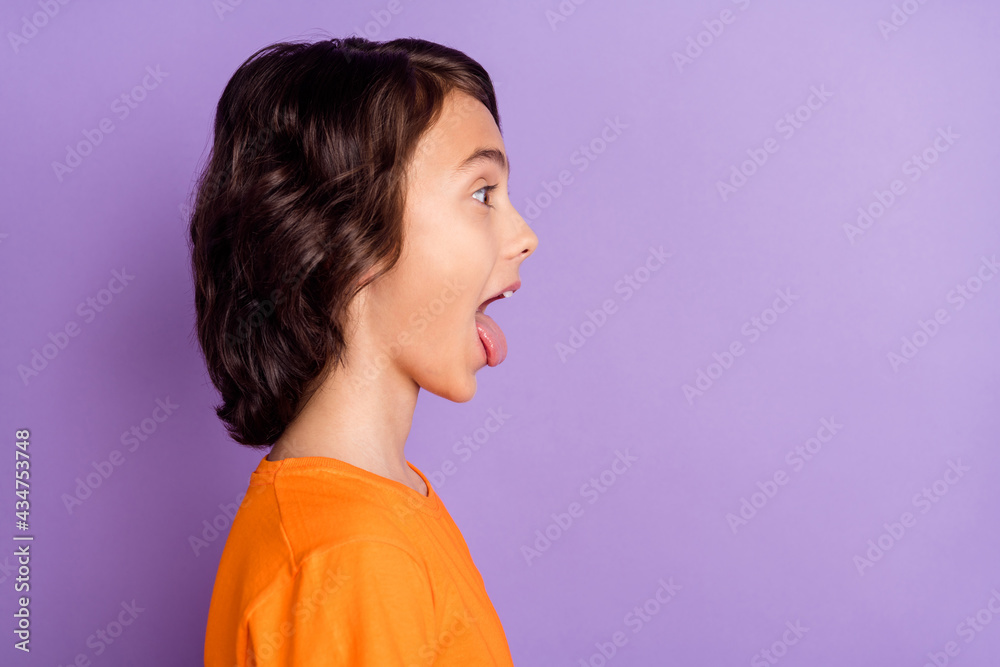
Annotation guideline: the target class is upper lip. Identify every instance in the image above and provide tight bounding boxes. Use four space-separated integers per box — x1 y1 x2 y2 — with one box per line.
477 280 521 313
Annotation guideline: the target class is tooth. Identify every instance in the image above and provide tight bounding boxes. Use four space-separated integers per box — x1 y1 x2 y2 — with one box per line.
502 290 513 298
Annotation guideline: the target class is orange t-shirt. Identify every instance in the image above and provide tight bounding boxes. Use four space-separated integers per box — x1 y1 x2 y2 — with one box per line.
204 453 515 666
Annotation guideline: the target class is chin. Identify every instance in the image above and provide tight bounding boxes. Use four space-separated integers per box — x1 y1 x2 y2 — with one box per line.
417 367 478 403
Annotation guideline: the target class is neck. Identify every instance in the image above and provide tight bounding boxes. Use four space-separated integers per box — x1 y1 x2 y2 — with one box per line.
267 328 422 493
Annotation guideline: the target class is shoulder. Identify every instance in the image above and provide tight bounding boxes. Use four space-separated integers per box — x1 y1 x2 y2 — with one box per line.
247 538 438 663
295 537 429 588
268 464 427 566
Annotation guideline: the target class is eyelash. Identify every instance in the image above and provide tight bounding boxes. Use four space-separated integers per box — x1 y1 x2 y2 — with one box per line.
474 184 500 209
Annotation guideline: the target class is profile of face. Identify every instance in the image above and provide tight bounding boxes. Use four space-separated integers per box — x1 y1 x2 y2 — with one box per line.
354 89 539 402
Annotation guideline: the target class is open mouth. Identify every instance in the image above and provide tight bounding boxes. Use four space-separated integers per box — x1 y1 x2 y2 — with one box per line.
475 281 520 367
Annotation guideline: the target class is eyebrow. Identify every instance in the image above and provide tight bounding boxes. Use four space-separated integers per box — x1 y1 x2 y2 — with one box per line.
453 146 510 178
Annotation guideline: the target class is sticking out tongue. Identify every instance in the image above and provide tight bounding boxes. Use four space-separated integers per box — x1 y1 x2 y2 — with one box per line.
475 311 507 367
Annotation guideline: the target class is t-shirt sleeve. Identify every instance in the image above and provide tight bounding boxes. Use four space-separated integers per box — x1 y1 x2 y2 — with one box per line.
249 539 438 666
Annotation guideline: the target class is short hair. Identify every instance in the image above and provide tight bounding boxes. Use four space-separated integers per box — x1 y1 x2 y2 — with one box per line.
187 36 500 448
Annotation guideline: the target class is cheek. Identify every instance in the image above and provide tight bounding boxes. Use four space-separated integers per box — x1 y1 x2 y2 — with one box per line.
390 207 492 348
395 276 473 353
408 250 483 323
426 288 475 342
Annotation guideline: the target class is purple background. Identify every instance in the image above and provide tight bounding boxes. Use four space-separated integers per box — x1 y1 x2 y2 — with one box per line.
2 0 999 665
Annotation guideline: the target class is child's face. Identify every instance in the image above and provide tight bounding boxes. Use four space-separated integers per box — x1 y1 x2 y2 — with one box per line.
361 89 538 401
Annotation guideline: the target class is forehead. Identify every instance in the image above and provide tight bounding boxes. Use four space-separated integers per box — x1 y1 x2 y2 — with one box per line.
408 90 504 179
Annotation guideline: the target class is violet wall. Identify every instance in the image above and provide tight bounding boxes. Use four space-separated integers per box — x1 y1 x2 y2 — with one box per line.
2 0 998 665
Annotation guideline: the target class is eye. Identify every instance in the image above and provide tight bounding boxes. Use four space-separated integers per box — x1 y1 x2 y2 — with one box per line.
472 184 499 209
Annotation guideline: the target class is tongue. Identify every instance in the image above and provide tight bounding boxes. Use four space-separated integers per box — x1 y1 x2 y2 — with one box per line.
475 311 507 367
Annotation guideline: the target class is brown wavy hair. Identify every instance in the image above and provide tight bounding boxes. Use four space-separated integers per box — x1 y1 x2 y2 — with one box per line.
187 36 500 448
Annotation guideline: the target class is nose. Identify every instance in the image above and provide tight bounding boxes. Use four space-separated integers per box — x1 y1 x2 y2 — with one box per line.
509 208 539 261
